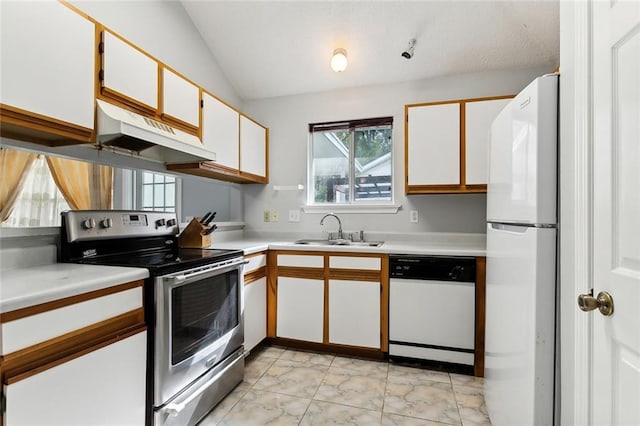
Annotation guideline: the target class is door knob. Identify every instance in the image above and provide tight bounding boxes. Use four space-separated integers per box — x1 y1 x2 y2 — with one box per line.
577 291 614 316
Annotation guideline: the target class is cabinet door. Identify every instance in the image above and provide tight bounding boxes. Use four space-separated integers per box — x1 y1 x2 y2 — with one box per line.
407 103 460 185
276 277 324 343
102 30 158 111
5 331 147 425
0 2 94 129
202 92 240 169
240 115 267 179
162 68 200 128
328 280 380 348
244 277 267 352
465 98 512 185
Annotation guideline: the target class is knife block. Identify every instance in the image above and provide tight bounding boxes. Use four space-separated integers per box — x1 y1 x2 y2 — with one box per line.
178 218 211 248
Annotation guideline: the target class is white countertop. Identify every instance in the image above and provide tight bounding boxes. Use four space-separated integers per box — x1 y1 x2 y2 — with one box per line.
209 234 486 257
0 263 149 313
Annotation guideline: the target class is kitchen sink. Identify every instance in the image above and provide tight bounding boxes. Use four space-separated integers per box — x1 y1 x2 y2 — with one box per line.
294 239 384 248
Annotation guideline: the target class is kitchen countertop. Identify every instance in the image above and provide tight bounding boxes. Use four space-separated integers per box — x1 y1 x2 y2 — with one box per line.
209 234 486 257
0 263 149 314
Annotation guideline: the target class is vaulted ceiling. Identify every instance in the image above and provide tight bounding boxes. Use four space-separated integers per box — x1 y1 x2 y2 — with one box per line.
181 1 559 101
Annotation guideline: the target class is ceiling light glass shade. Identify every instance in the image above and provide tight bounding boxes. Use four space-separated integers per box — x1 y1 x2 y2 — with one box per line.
330 48 348 72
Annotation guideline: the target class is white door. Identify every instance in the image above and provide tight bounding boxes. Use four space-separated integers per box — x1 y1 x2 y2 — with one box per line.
591 1 640 424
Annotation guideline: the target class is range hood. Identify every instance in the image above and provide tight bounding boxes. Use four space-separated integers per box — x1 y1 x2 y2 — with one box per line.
96 100 216 164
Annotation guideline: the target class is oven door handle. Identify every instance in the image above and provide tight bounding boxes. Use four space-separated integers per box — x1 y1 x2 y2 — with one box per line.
163 258 248 285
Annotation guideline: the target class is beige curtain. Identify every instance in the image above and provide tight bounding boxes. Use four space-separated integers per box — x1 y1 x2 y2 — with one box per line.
46 157 113 210
0 148 38 222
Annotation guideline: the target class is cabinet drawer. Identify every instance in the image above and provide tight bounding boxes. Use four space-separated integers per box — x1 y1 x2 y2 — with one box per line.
277 254 324 268
329 256 380 270
245 253 267 274
1 286 142 355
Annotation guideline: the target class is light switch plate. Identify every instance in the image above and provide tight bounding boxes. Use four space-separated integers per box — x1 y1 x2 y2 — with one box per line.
270 210 279 222
288 209 300 222
263 211 270 222
410 210 419 223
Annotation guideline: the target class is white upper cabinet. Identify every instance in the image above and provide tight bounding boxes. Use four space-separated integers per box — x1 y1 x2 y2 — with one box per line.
406 103 461 186
0 2 94 133
202 92 240 169
240 115 268 179
101 30 158 111
465 98 512 185
405 95 513 193
161 68 200 128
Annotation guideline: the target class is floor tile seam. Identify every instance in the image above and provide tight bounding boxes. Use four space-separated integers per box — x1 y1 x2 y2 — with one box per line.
308 399 385 417
380 406 462 426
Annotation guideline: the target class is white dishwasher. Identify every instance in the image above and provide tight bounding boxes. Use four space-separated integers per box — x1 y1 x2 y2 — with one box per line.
389 255 476 372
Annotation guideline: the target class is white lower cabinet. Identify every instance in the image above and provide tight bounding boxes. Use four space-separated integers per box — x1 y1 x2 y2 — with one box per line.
244 277 267 352
5 331 147 426
276 277 324 343
328 280 380 348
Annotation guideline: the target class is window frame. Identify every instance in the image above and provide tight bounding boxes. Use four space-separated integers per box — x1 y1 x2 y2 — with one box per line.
307 116 395 208
116 169 182 219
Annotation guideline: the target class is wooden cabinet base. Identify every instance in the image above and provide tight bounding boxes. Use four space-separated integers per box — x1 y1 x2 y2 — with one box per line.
267 337 385 361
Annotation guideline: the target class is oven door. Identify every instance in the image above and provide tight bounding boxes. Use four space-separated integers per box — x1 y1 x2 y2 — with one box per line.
154 257 245 406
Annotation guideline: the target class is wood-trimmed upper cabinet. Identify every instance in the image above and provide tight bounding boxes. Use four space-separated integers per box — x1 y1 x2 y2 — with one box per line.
0 2 95 144
100 29 158 115
464 98 512 185
405 95 513 194
240 115 268 182
202 92 240 170
161 67 200 131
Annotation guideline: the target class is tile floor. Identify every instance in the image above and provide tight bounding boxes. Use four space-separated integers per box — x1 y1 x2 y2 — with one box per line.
200 345 491 426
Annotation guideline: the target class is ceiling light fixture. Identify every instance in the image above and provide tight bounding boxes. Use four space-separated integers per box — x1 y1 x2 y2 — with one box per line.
330 48 348 72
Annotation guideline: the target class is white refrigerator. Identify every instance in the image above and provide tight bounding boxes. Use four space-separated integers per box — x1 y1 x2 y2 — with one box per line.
484 74 558 426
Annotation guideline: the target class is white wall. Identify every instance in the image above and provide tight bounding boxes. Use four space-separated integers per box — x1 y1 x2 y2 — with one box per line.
70 0 241 107
243 65 552 235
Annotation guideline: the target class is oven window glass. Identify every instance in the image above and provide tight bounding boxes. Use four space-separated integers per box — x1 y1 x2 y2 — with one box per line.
171 269 239 365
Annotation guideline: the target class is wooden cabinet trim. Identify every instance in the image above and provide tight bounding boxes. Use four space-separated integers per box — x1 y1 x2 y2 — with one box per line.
0 280 144 324
245 251 267 259
238 170 268 184
166 162 261 184
277 266 325 280
2 308 145 384
327 270 381 281
0 104 94 144
474 256 487 377
380 255 389 352
266 251 278 337
406 94 516 109
245 267 267 285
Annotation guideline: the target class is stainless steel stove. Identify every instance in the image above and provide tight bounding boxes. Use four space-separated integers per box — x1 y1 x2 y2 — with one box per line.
59 210 245 426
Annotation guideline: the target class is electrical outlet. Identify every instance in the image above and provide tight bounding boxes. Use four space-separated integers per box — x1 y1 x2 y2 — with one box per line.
263 210 270 222
410 210 419 223
288 209 300 222
270 210 279 222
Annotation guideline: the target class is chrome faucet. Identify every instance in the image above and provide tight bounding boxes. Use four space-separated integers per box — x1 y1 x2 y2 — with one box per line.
320 213 343 240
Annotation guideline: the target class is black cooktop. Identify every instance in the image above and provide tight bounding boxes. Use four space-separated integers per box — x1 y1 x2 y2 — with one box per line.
72 247 243 276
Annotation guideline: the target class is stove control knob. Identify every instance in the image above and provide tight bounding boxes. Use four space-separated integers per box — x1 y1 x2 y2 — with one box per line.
166 219 177 227
155 218 166 228
82 218 96 230
100 218 113 229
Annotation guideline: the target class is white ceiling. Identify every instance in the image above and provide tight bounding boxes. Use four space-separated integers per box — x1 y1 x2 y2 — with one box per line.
181 1 559 101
